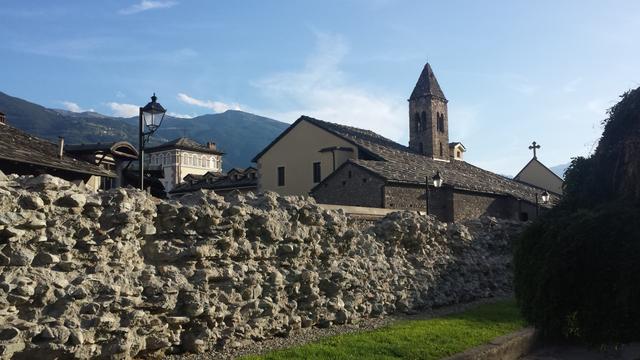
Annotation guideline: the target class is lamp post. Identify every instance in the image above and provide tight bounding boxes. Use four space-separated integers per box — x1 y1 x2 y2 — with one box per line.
138 93 166 190
535 190 550 217
425 171 443 215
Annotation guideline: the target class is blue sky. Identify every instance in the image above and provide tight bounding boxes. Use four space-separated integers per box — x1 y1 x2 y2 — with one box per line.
2 0 639 175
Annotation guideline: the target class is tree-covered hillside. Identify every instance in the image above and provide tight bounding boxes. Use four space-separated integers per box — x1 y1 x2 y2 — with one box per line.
0 91 289 169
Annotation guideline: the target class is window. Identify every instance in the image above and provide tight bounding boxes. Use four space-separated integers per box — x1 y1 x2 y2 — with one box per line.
348 170 352 178
457 151 461 158
277 166 285 186
421 111 427 130
439 142 443 157
100 176 114 190
414 112 421 131
437 114 445 133
418 142 424 153
313 162 321 183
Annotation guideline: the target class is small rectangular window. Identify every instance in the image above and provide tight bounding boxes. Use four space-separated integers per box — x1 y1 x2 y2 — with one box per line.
277 166 285 186
313 162 321 183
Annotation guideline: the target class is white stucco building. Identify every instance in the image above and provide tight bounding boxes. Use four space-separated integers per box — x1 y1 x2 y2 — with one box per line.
145 137 223 192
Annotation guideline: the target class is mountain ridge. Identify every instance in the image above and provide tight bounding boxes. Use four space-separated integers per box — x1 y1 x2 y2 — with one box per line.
0 91 289 170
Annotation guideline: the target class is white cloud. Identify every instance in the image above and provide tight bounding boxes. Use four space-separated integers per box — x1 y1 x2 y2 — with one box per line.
167 112 193 119
61 101 94 113
119 0 177 15
177 93 241 113
107 102 139 117
251 32 407 142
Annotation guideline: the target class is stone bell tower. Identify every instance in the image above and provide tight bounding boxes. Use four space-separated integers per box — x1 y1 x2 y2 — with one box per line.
408 63 449 160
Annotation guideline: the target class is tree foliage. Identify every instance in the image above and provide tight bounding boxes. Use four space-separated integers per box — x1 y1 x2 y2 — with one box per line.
514 86 640 345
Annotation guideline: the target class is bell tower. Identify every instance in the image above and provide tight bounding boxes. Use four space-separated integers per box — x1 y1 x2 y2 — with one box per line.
408 63 449 160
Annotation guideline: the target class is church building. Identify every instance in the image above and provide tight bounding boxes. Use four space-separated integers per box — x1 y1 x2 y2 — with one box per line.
253 63 556 221
514 141 564 195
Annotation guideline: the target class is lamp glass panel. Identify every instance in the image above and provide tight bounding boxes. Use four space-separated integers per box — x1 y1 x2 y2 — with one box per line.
143 111 164 129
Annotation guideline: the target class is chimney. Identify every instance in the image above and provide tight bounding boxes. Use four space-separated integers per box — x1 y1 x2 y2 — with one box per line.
0 112 6 125
58 137 65 159
207 142 216 150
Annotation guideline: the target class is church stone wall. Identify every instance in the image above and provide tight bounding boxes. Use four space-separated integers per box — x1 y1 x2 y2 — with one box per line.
451 191 512 221
311 163 384 208
409 96 449 160
383 184 453 221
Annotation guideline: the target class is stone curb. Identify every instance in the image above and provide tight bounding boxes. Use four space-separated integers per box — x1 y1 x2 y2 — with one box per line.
444 327 538 360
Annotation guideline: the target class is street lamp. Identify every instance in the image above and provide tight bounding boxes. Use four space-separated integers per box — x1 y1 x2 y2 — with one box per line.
139 93 166 190
425 171 443 215
535 190 550 217
541 191 550 204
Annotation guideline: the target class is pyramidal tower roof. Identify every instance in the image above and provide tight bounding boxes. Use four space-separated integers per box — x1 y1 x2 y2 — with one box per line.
409 63 447 101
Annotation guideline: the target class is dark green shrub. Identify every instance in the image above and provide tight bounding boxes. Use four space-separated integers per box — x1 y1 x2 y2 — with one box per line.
515 203 640 344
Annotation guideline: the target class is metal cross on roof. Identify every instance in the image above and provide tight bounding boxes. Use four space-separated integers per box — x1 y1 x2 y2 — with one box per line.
529 141 541 158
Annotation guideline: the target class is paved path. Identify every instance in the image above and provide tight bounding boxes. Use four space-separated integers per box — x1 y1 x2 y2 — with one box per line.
522 343 640 360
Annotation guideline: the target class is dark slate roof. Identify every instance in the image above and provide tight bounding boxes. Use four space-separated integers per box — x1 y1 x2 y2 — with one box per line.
65 141 139 159
409 63 447 101
0 123 115 177
171 170 257 194
145 137 224 155
449 142 466 151
299 116 558 205
350 159 555 204
253 115 415 162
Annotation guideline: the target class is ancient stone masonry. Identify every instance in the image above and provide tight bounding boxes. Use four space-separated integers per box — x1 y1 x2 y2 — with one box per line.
0 171 523 359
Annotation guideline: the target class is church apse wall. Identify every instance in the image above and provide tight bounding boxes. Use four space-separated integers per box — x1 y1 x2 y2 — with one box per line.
384 184 453 221
311 163 385 208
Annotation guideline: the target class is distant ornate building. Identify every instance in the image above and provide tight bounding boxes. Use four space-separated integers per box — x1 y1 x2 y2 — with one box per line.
253 63 556 221
145 137 224 192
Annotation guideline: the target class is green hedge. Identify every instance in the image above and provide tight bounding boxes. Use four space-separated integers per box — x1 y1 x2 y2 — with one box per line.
514 202 640 344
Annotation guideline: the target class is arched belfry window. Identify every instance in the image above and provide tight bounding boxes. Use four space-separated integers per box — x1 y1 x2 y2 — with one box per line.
439 142 443 157
437 113 445 133
421 111 427 130
415 112 421 131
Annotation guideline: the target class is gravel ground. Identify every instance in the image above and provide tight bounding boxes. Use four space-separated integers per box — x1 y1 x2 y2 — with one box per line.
165 296 511 360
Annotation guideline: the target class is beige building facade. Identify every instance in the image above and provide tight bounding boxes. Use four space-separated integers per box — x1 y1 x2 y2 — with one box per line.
253 119 359 196
514 158 563 195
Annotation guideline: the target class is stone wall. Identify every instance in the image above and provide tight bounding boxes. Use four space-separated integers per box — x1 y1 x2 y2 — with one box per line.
311 163 384 208
451 190 512 221
0 172 523 359
384 184 453 220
